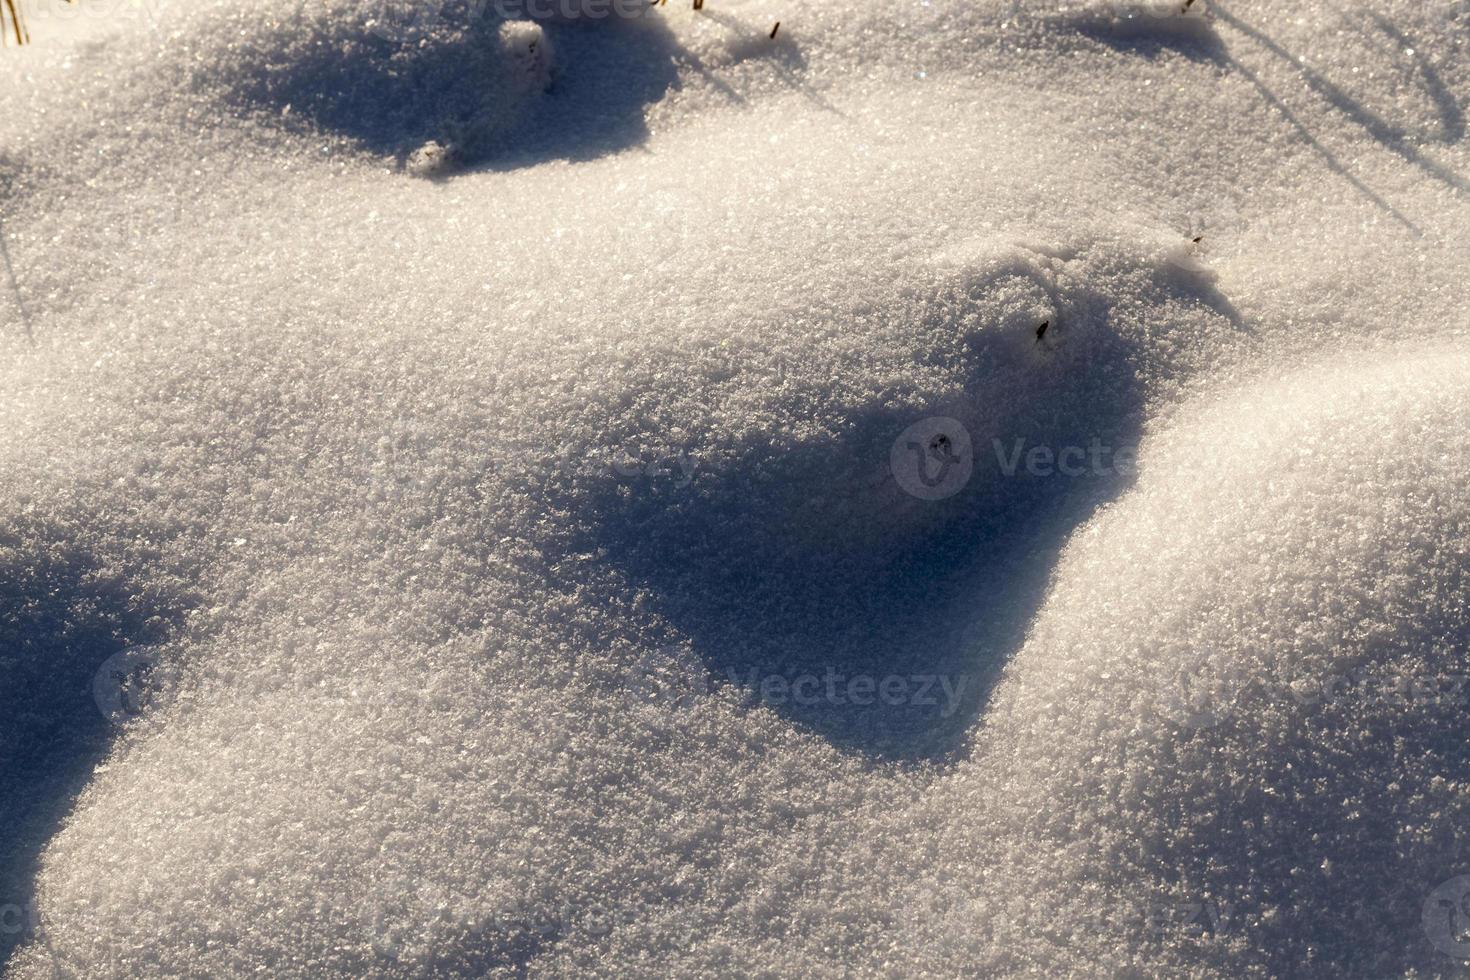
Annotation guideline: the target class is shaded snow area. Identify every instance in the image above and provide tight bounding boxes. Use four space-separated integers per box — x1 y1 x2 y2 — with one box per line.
3 0 1470 975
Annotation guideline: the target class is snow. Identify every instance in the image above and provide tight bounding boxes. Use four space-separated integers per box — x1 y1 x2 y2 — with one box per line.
2 0 1470 975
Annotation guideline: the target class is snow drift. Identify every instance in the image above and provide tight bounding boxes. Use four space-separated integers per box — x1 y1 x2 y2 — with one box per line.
3 0 1470 975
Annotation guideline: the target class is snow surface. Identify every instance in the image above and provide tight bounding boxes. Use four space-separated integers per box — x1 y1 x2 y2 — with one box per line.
3 0 1470 975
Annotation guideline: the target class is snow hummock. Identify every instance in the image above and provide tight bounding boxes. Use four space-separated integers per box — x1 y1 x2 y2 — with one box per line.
3 0 1470 975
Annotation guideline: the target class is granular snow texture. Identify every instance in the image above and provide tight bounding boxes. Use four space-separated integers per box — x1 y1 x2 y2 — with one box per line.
2 0 1470 976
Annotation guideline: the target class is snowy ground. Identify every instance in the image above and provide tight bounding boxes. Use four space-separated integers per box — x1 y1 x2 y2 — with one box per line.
2 0 1470 975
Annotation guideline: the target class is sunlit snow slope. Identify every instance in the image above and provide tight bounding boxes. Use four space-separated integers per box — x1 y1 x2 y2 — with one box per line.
3 0 1470 976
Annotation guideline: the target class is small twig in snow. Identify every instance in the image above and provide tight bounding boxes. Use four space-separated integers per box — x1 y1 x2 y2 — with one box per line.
3 0 29 45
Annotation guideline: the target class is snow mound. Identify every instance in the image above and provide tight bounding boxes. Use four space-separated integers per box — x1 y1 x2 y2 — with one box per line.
4 0 1470 974
210 2 655 168
1 0 684 185
896 348 1470 978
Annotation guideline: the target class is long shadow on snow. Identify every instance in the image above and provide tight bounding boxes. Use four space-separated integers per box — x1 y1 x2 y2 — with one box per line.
228 9 681 171
1072 3 1465 234
0 516 192 971
577 263 1236 762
